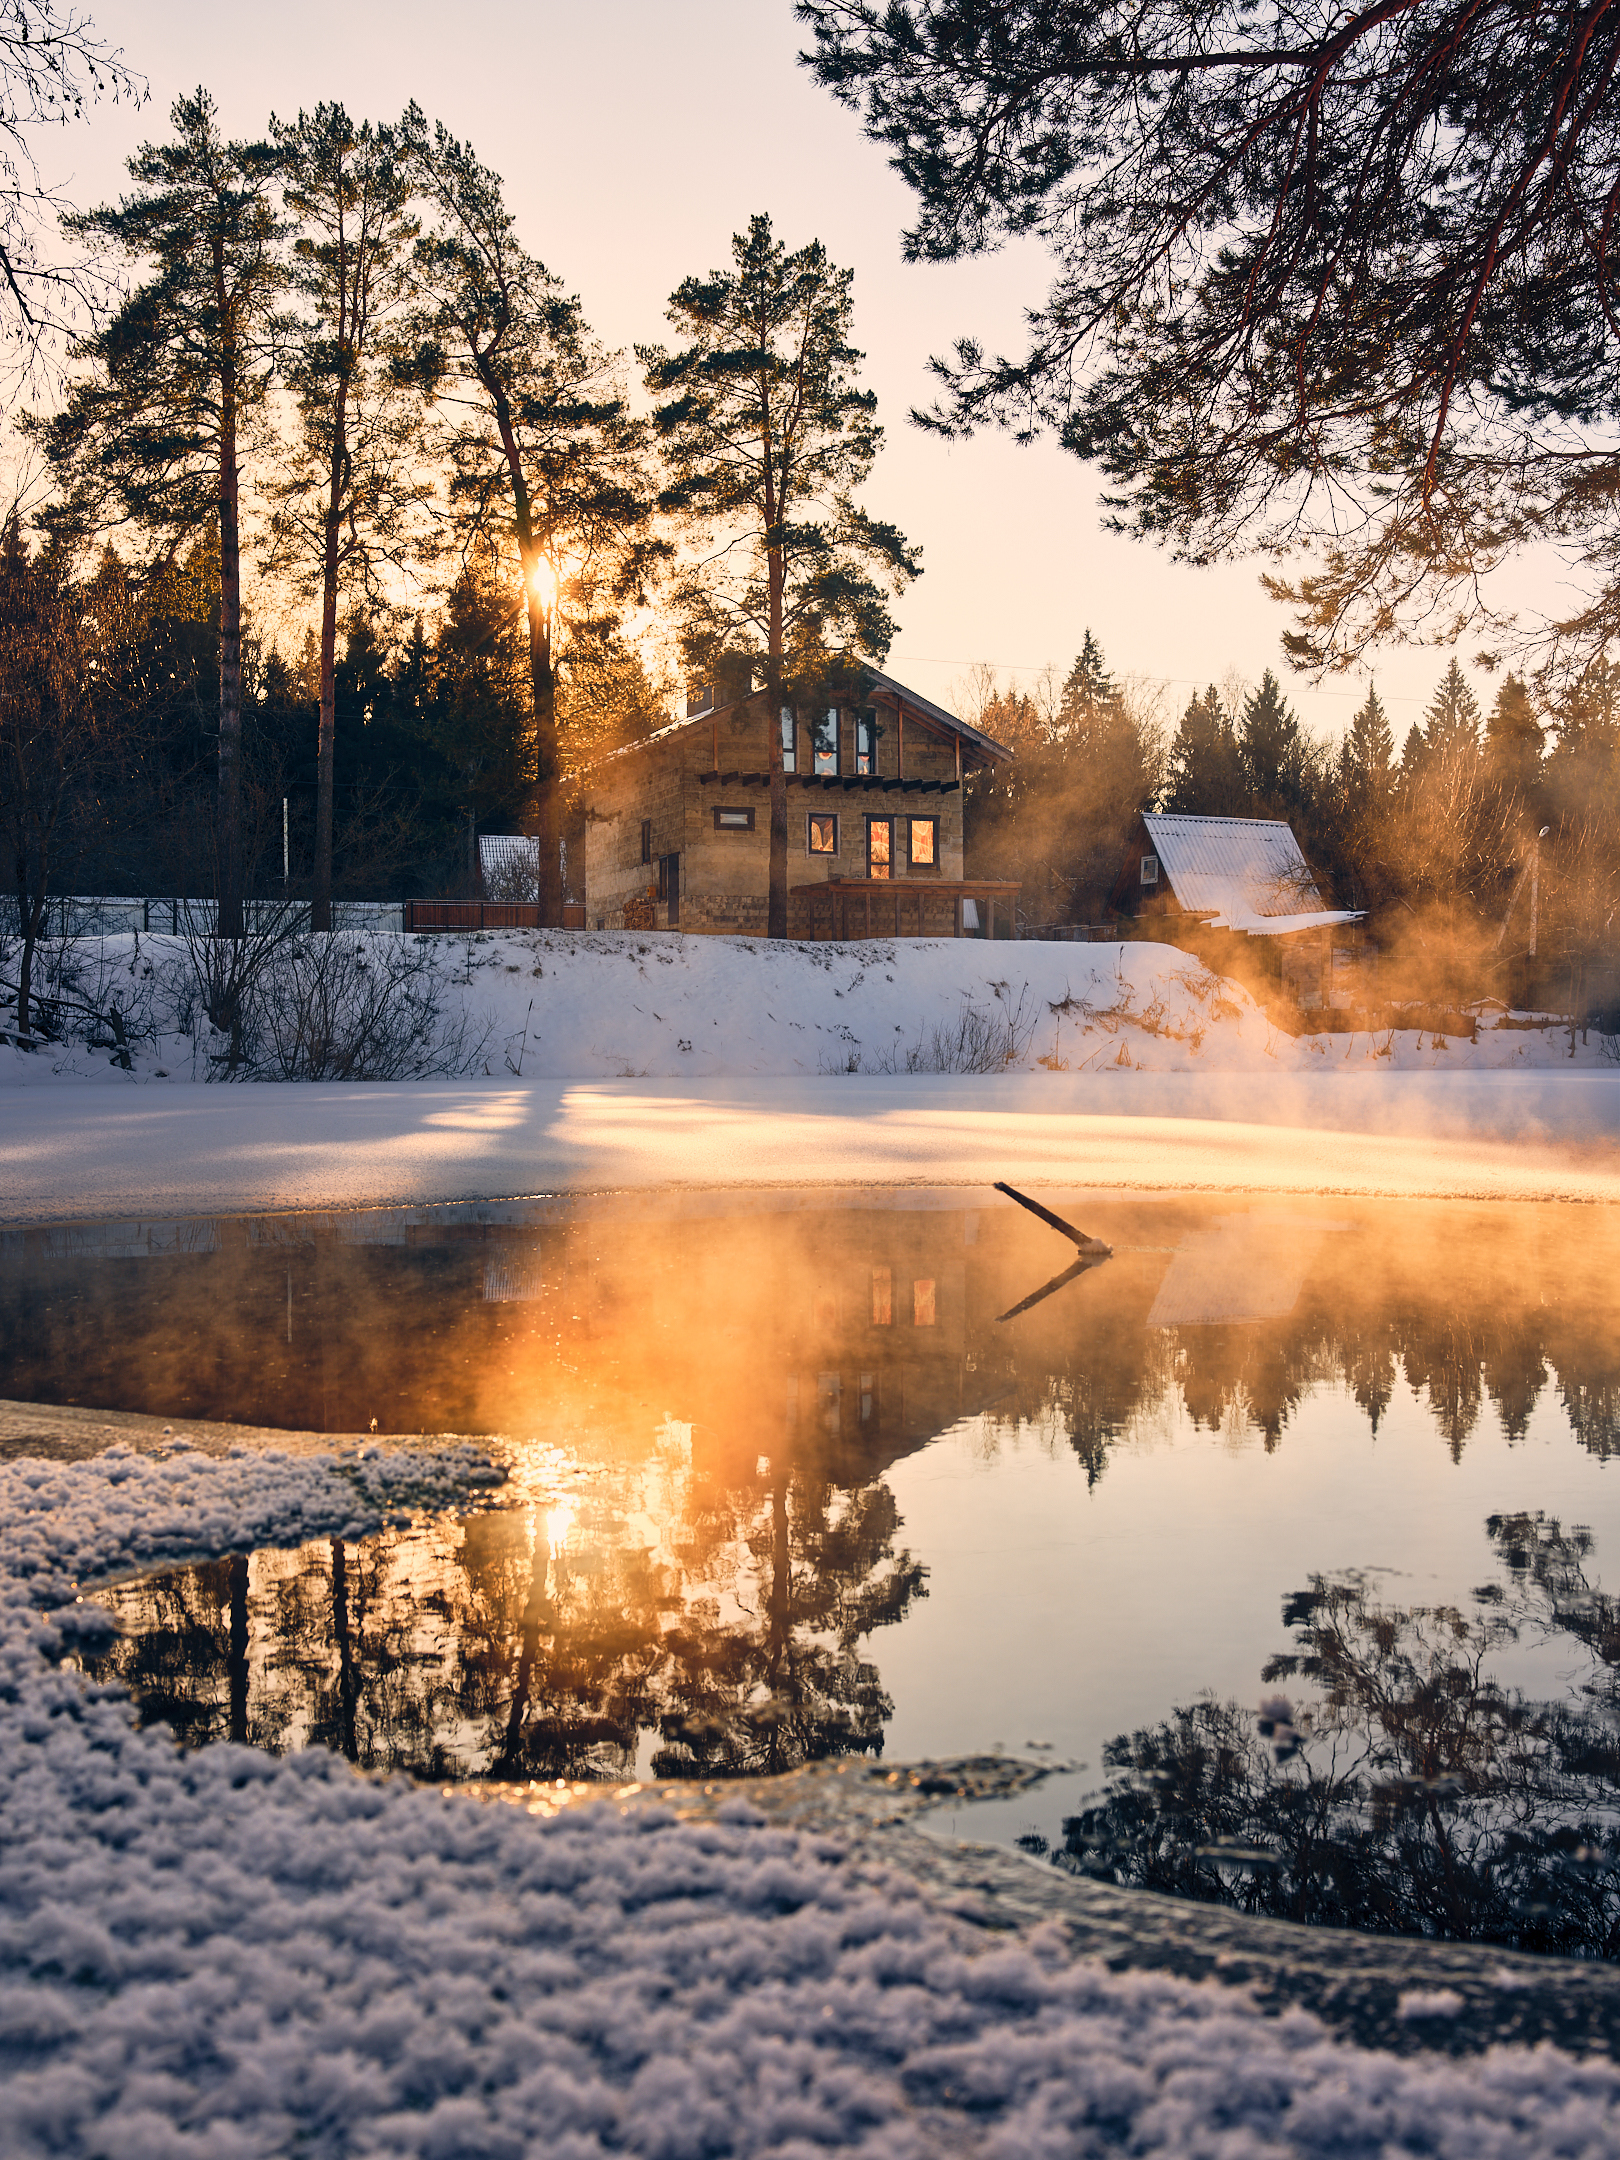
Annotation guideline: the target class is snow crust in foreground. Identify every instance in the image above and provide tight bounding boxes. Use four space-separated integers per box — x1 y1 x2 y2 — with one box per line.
5 1445 1620 2155
4 928 1611 1086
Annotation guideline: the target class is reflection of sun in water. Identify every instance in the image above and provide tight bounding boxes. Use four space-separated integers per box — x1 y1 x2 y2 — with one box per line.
543 1499 577 1556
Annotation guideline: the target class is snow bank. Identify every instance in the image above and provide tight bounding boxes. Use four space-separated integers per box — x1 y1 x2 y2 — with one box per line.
4 928 1612 1087
6 1447 1620 2154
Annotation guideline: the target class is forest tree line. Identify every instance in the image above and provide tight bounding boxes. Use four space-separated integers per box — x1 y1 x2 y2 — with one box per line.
3 91 913 949
963 634 1620 1007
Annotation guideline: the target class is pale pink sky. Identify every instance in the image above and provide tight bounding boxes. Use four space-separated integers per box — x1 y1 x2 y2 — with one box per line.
41 0 1564 738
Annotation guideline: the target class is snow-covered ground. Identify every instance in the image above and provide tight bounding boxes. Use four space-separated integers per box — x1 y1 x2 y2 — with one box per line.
3 927 1613 1086
8 1442 1620 2158
5 930 1619 1220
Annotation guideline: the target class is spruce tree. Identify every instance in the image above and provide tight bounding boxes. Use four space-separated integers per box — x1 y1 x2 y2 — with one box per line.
1341 684 1395 810
1422 657 1483 760
1165 685 1244 814
40 90 284 938
642 213 918 938
1238 670 1306 811
272 104 426 932
1484 673 1544 799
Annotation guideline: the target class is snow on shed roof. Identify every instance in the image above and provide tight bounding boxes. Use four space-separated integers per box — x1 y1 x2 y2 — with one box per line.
1141 813 1362 935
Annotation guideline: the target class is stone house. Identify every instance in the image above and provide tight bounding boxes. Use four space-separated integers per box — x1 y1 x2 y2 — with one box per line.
583 667 1017 938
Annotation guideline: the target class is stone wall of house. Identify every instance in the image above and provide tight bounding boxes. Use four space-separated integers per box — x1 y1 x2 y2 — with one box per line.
585 695 974 935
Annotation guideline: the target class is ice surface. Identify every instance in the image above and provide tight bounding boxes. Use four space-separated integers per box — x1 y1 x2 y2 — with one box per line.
5 1445 1620 2154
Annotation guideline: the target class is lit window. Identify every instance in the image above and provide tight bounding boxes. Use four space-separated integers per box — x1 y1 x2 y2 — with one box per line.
1140 853 1159 885
909 818 937 867
808 813 837 855
913 1277 936 1327
780 706 797 773
868 818 892 880
856 709 877 775
871 1266 892 1325
811 707 839 776
713 805 753 830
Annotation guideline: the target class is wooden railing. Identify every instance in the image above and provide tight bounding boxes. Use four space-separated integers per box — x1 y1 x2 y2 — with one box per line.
790 878 1021 941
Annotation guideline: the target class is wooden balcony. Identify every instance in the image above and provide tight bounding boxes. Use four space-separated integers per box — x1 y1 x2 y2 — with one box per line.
790 878 1021 941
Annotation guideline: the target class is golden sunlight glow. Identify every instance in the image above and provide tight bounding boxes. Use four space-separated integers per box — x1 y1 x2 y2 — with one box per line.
528 557 561 614
543 1498 577 1556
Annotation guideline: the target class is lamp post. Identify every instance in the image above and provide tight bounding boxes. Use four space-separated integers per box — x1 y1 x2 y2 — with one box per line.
1529 825 1549 959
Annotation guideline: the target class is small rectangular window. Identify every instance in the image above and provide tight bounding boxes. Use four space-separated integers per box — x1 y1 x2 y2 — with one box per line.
808 813 838 855
856 709 877 776
871 1266 892 1326
859 1371 875 1424
1140 853 1159 885
868 818 892 880
713 805 754 831
811 707 839 776
640 819 652 865
780 706 797 774
908 818 937 867
913 1277 936 1327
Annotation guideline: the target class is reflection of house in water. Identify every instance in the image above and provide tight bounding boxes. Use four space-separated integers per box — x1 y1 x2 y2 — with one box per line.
1147 1215 1343 1328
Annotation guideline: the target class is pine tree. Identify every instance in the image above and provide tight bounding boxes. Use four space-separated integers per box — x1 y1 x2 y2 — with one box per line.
642 213 918 937
1340 684 1395 810
272 104 427 933
1165 684 1244 814
40 90 284 938
1399 722 1429 782
1483 673 1543 799
1422 657 1483 760
1238 670 1306 810
1055 628 1115 735
406 111 658 926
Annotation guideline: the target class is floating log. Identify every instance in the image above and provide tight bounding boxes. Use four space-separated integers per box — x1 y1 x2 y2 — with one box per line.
993 1181 1111 1255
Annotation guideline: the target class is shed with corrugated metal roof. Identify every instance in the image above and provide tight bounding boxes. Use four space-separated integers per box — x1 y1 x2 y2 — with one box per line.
1109 813 1362 935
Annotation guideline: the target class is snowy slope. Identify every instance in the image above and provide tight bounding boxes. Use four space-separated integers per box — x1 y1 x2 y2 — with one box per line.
3 928 1611 1086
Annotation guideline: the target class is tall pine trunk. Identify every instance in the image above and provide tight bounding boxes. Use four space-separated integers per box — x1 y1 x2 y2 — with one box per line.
488 372 563 926
766 539 788 940
311 395 346 935
216 264 245 942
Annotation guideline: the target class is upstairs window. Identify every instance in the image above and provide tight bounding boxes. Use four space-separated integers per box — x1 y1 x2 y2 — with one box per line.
871 1266 892 1325
856 709 877 775
713 805 754 831
808 813 838 855
780 706 797 774
913 1277 937 1327
811 707 839 776
1140 853 1159 885
640 819 652 865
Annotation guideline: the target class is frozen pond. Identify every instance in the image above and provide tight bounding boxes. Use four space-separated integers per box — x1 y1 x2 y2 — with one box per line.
6 1185 1620 1956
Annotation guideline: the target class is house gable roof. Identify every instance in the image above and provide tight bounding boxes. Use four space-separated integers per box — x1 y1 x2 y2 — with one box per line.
1140 813 1362 935
581 666 1013 774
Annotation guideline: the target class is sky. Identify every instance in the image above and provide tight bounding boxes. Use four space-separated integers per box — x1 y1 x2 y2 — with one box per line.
22 0 1566 741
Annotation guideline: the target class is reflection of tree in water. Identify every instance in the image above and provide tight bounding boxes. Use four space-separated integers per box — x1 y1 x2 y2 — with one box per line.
1045 1553 1620 1958
979 1229 1606 1484
87 1464 924 1785
653 1470 926 1778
